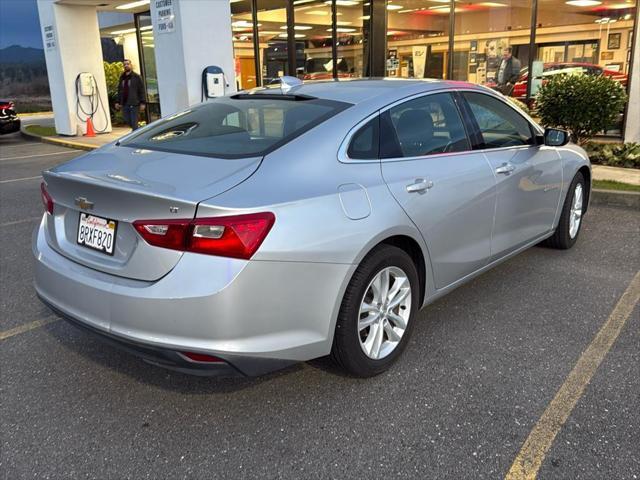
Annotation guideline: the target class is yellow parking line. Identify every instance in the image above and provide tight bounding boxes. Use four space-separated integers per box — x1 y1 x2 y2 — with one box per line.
0 318 59 341
505 270 640 480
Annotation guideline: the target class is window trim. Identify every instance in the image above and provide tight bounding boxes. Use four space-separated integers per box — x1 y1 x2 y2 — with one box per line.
338 87 544 164
458 89 544 152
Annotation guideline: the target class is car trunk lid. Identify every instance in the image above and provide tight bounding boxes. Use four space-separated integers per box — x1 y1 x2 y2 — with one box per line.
42 145 261 281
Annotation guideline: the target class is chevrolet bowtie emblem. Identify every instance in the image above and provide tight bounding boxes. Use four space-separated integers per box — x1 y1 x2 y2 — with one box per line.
75 197 94 210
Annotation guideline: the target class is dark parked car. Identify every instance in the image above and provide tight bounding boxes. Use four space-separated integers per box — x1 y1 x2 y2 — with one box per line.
0 100 21 135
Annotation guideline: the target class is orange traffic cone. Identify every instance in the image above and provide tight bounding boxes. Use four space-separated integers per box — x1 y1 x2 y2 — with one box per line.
84 117 96 137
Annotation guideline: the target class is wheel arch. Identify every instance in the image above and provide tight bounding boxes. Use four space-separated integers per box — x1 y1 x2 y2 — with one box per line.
578 165 591 214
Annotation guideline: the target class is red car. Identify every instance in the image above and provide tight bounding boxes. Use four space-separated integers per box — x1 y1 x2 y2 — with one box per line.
510 62 628 101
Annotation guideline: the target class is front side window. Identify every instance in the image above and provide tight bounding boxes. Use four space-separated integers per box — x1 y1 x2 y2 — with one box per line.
463 92 534 149
381 93 470 158
120 96 350 158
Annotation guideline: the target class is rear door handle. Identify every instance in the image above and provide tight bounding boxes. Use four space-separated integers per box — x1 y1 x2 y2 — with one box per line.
406 178 433 193
495 163 516 175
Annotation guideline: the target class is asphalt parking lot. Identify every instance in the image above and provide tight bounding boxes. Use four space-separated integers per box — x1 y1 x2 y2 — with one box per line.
1 133 639 480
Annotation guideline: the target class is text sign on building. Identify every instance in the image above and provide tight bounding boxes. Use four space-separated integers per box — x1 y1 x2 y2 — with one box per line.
43 25 56 51
154 0 176 34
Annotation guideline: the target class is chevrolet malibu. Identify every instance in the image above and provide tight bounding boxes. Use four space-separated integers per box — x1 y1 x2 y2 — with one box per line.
34 79 590 377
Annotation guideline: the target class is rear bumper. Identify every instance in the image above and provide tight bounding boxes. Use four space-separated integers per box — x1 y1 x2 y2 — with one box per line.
33 215 355 375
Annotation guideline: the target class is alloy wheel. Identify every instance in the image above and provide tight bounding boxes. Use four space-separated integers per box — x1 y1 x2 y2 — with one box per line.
569 183 583 239
358 266 412 360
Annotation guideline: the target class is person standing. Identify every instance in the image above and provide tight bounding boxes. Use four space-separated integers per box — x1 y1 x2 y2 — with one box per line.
115 59 146 130
496 47 522 96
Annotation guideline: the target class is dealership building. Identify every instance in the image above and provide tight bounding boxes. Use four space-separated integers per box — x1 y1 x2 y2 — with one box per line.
37 0 639 141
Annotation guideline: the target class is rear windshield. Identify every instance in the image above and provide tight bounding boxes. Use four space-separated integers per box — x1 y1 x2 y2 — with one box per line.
120 96 351 158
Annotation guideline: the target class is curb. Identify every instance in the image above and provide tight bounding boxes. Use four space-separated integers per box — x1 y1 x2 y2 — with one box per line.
40 136 96 151
20 124 98 151
591 189 640 209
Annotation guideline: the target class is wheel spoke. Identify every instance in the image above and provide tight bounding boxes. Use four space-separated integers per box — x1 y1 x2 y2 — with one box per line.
388 286 410 310
387 311 407 330
360 302 377 315
359 312 380 331
386 276 407 305
370 321 384 359
383 320 401 342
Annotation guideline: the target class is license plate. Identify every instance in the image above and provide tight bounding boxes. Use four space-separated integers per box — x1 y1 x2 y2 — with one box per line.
77 213 117 255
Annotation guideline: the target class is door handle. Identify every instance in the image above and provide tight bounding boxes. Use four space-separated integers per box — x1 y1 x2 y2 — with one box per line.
495 163 516 175
406 178 433 193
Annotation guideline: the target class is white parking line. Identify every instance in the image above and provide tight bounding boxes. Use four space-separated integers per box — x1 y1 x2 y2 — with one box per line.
0 151 77 162
0 175 42 184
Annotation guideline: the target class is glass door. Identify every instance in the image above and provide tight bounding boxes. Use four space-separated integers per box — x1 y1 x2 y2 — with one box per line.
135 12 161 123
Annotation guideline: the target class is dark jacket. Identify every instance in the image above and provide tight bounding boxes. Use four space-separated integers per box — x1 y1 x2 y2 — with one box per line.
117 71 146 106
498 56 522 85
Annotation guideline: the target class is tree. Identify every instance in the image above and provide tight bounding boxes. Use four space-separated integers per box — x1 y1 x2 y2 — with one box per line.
535 74 627 144
103 61 123 104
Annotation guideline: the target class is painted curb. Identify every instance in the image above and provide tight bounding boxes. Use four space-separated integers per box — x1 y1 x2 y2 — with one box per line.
20 124 97 151
591 189 640 209
40 136 96 151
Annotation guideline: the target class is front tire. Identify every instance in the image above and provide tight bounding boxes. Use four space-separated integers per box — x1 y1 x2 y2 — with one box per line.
543 171 586 249
330 245 419 377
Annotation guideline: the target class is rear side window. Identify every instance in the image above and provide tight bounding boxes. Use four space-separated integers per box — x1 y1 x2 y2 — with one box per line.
380 93 470 159
120 96 350 159
347 116 379 160
463 92 534 148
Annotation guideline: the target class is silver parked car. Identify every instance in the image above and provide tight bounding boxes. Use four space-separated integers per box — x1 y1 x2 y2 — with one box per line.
34 79 590 377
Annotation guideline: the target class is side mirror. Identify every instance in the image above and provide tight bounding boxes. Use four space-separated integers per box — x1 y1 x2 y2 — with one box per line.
544 128 570 147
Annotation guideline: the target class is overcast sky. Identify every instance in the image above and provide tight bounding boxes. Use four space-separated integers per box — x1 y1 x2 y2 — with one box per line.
0 0 43 49
0 0 136 50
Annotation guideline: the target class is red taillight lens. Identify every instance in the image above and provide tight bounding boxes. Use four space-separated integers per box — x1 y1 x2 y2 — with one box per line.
133 212 275 260
180 352 225 363
40 182 53 214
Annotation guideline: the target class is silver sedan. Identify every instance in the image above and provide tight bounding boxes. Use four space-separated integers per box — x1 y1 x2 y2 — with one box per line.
34 79 590 377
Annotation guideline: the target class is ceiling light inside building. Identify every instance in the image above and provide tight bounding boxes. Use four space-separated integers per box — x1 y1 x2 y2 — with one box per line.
324 0 359 5
328 27 357 32
110 28 137 35
387 4 404 10
116 0 150 10
565 0 602 6
278 33 306 38
279 25 313 30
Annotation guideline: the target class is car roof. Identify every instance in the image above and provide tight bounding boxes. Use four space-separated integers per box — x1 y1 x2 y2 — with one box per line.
252 78 485 105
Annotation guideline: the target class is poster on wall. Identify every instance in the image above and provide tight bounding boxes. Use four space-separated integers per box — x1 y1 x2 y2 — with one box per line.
412 46 427 79
154 0 176 34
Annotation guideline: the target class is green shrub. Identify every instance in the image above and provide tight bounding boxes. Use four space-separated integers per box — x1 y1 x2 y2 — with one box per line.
584 142 640 169
103 61 123 104
535 74 627 145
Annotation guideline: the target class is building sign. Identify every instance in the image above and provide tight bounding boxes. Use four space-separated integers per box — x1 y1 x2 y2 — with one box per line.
154 0 176 34
43 25 56 51
412 46 427 79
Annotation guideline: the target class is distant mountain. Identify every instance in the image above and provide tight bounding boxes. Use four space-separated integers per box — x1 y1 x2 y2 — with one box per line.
0 45 45 65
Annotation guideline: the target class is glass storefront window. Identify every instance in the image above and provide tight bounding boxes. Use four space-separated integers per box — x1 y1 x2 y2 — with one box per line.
535 0 636 134
452 0 532 96
231 0 258 90
136 13 160 122
386 0 451 79
336 1 367 78
292 1 334 80
256 0 291 84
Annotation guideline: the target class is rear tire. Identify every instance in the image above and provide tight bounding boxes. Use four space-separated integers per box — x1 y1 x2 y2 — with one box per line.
330 245 419 377
543 172 586 250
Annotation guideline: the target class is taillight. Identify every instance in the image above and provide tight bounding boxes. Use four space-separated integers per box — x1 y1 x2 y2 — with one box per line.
133 212 275 260
40 182 53 214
